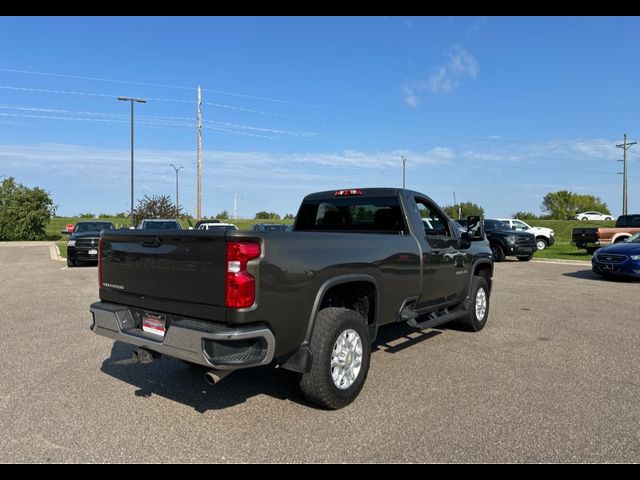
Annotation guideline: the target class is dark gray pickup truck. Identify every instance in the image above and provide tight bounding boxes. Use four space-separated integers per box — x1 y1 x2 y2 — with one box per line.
91 188 493 409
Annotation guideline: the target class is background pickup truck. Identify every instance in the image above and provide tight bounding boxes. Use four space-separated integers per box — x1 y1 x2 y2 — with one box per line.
571 214 640 254
90 188 493 409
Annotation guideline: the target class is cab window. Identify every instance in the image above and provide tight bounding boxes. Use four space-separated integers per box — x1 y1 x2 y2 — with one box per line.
415 198 450 237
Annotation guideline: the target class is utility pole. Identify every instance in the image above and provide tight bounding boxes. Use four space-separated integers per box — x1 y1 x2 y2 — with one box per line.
118 96 146 227
233 193 238 220
453 191 461 219
616 133 636 216
196 85 203 220
169 164 183 217
401 156 407 189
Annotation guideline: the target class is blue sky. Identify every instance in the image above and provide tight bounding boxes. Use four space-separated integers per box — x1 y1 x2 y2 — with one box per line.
1 16 639 218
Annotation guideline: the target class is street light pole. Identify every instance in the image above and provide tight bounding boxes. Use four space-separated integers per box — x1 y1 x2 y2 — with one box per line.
118 96 146 226
169 164 183 217
401 156 407 189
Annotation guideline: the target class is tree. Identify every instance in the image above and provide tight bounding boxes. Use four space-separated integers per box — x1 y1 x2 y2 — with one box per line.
132 195 179 225
255 211 281 220
442 202 484 219
216 210 230 219
284 213 295 220
512 211 538 220
0 177 56 241
541 191 610 220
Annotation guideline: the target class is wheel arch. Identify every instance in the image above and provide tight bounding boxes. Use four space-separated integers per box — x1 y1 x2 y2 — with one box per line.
304 275 379 344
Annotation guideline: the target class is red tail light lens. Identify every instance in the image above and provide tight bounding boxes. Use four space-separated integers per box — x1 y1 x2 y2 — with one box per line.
98 238 103 288
225 241 261 308
596 230 600 239
335 189 363 197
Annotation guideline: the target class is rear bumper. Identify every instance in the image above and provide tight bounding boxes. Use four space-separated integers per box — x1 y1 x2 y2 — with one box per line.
90 301 275 370
571 240 602 248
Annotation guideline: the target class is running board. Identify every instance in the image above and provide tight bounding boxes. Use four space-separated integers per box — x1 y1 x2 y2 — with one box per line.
400 305 467 330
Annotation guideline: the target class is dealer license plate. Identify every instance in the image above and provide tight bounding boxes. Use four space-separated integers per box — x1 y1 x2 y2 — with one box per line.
142 313 166 337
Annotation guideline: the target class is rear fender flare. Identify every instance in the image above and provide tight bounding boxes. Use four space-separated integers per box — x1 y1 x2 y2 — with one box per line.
304 274 379 344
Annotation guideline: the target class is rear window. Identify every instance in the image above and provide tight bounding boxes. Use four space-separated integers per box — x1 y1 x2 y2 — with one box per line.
616 215 640 228
295 196 406 233
75 222 114 232
141 221 181 230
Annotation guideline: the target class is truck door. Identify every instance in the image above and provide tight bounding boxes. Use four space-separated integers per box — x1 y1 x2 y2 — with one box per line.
413 197 470 310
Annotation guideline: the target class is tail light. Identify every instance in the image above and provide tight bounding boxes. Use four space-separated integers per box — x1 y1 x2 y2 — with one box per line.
98 238 103 288
596 231 600 239
335 189 363 196
225 241 261 308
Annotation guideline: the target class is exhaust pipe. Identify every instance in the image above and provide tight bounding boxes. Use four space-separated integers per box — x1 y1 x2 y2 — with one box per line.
204 369 233 386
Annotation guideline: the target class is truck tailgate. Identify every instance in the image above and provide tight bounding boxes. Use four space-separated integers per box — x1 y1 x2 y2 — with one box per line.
572 228 598 244
100 230 227 307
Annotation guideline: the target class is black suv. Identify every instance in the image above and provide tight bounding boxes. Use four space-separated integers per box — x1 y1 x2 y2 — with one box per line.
483 219 536 262
66 221 115 267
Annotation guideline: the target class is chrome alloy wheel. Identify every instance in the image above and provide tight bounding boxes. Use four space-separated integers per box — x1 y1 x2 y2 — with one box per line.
331 329 363 390
475 287 487 322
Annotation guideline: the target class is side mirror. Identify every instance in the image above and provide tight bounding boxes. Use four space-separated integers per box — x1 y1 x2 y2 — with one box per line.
466 216 484 241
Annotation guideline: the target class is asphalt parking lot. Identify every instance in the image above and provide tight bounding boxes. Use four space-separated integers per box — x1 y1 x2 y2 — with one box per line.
0 244 638 463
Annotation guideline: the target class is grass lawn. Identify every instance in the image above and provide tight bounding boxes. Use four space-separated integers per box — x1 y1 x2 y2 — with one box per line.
533 241 592 262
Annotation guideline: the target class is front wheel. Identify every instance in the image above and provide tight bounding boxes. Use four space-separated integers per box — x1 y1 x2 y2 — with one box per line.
67 258 75 267
300 307 371 410
536 238 548 251
491 244 505 262
581 217 588 221
459 277 490 332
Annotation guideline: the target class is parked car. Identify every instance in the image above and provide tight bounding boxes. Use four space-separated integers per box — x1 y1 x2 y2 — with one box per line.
136 219 182 230
91 188 493 409
571 214 640 254
251 223 288 232
575 211 614 221
484 219 537 262
592 232 640 279
197 222 238 232
65 221 115 267
496 218 555 251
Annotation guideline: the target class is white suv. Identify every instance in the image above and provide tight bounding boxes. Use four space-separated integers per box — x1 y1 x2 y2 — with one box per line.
497 218 555 251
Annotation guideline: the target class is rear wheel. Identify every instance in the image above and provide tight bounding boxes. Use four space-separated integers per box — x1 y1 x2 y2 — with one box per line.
517 254 534 261
459 277 490 332
605 217 612 221
300 307 371 410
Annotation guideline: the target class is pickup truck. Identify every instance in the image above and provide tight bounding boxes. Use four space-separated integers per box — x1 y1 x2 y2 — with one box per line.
90 188 493 409
571 214 640 254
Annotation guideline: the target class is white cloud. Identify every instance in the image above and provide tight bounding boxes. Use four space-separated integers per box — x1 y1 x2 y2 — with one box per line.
404 44 479 108
403 86 420 109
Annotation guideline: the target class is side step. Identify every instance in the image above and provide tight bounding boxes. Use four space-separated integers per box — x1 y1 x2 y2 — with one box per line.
400 304 467 330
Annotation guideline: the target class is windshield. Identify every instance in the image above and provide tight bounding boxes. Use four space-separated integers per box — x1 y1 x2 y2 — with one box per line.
625 233 640 243
140 221 181 230
484 219 509 231
74 222 114 232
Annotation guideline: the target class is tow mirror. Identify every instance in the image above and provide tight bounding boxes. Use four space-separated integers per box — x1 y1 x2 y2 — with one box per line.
466 216 484 241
